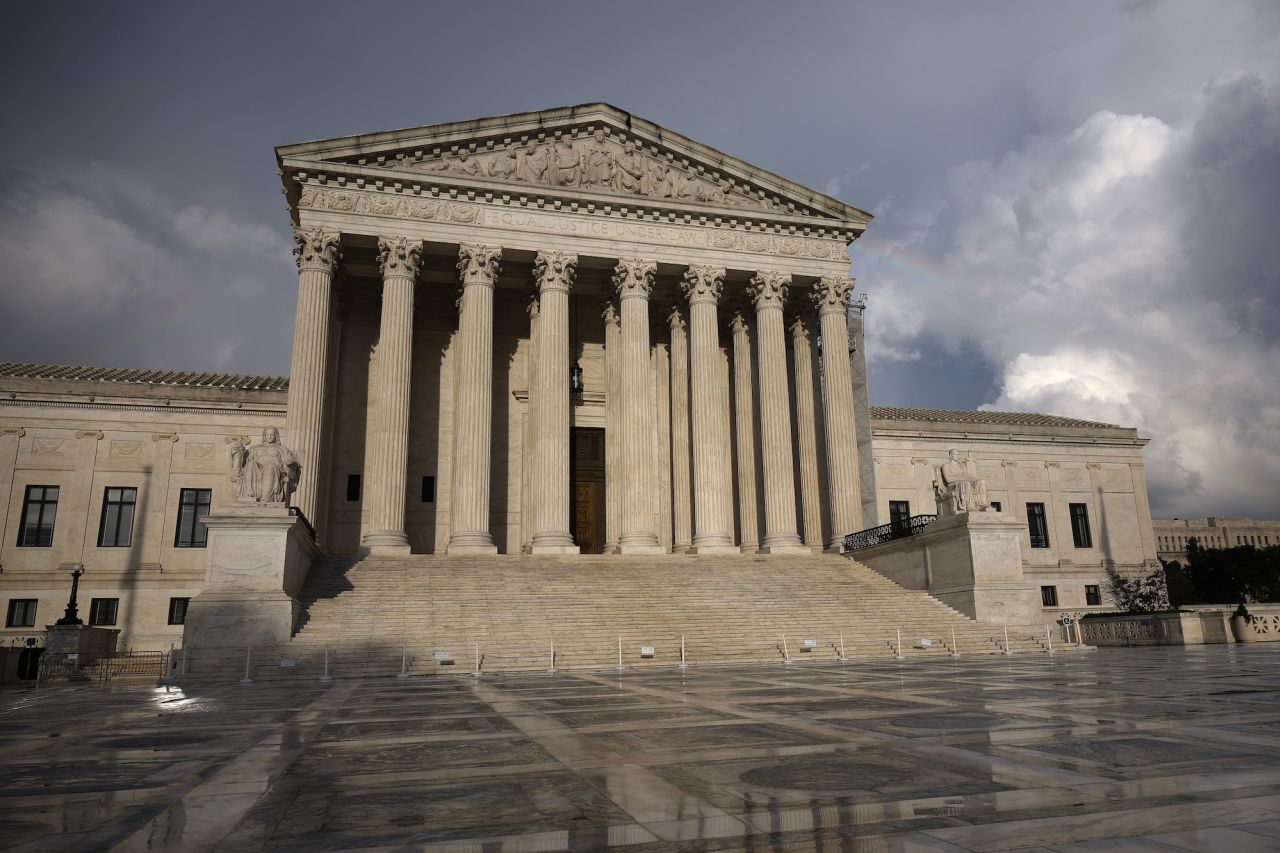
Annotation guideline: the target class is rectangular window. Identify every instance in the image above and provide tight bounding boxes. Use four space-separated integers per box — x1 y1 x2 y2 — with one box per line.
97 487 138 547
17 485 59 547
89 598 119 626
1085 584 1102 606
421 475 435 504
345 474 361 502
6 599 37 628
889 500 911 535
1026 502 1050 548
175 488 212 548
1070 503 1092 548
990 500 1002 512
1041 585 1058 607
167 597 190 625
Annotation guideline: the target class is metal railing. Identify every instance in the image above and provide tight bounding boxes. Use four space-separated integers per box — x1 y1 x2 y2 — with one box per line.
288 506 315 540
37 650 168 686
842 514 938 552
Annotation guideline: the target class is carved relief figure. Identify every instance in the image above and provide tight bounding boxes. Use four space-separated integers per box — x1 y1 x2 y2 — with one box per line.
551 137 581 186
516 139 550 184
933 449 992 516
613 140 645 194
581 129 613 188
230 427 300 504
486 147 517 179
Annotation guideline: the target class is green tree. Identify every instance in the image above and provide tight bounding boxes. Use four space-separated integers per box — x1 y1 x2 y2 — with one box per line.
1104 564 1171 613
1169 538 1280 604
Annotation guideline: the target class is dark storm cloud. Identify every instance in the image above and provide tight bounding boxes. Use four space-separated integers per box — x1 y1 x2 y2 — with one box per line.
0 0 1276 517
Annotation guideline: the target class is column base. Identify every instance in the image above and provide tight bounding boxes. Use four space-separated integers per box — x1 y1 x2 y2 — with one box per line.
530 539 581 555
361 530 411 556
758 534 810 555
447 531 498 555
740 543 760 554
689 543 740 555
617 533 666 555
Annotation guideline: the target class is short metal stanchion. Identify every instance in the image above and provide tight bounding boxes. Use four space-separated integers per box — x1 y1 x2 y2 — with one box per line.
1002 627 1012 656
396 645 409 680
616 636 625 673
1045 627 1055 656
548 639 557 674
781 634 792 664
838 630 847 662
319 646 333 683
472 642 482 678
181 645 188 676
894 629 906 661
241 646 253 684
679 635 689 670
159 643 176 687
950 628 961 659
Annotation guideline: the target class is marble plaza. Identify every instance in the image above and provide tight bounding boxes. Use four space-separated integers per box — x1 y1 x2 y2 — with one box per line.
4 646 1280 851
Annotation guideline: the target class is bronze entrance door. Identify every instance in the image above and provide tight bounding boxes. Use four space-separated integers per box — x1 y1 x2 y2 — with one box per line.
571 428 606 553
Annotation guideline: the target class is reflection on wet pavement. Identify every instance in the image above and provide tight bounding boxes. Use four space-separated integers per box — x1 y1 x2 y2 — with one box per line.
3 646 1280 850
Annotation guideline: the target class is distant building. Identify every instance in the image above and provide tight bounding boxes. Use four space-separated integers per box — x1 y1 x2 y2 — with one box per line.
1154 517 1280 562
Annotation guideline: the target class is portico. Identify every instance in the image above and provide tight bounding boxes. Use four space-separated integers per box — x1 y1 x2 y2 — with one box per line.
278 104 871 556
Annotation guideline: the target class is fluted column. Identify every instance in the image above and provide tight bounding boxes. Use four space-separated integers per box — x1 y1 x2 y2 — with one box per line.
286 227 340 533
813 276 864 547
789 310 825 551
529 251 579 554
748 271 808 554
729 310 760 552
447 242 503 554
667 305 693 552
602 300 621 553
362 236 422 554
682 265 736 553
613 258 664 554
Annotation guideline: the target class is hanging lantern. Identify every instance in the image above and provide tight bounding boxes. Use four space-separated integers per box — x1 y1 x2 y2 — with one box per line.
570 360 584 394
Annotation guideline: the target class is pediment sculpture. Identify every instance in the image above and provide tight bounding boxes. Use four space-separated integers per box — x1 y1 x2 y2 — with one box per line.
933 450 993 516
397 129 780 212
229 427 300 504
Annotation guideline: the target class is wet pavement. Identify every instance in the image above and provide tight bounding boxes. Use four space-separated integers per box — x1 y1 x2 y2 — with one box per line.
3 646 1280 851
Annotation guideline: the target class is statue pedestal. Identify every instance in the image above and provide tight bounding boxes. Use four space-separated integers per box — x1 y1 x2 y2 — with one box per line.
852 511 1042 625
183 505 318 649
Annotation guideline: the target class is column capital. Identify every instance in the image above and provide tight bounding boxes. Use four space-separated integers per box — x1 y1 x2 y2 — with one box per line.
728 305 752 335
293 227 341 273
377 235 423 279
666 303 686 331
681 265 725 305
786 309 817 341
457 242 502 286
612 257 656 300
600 298 619 326
811 275 854 316
533 250 577 295
748 270 790 311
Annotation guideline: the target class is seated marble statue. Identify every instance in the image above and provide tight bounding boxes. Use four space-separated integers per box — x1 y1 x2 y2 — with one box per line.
229 427 300 504
933 449 992 516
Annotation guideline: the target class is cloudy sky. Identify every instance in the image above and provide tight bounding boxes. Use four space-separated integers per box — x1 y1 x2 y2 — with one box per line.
1 1 1277 519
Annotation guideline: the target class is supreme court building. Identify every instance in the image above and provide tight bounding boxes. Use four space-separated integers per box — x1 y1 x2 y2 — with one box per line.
0 105 1161 652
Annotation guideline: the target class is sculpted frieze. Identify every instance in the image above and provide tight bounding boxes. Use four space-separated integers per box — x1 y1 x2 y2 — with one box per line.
298 185 847 262
395 128 780 212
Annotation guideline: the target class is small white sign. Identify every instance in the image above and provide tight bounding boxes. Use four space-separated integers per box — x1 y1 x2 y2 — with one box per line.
802 639 818 648
279 659 296 668
640 646 655 657
915 638 933 648
433 651 452 661
66 653 79 661
1060 616 1075 626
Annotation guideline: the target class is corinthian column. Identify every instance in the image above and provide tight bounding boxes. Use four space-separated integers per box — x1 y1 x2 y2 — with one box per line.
529 251 579 554
789 310 826 551
667 305 693 552
729 309 760 552
286 227 340 533
682 265 736 553
602 299 621 552
362 236 421 554
612 258 664 554
448 243 502 554
813 276 864 547
748 271 808 554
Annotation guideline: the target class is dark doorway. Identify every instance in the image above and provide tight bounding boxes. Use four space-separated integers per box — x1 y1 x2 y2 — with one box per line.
571 427 606 553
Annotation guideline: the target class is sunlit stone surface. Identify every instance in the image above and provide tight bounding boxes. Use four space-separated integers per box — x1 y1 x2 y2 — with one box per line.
5 646 1280 850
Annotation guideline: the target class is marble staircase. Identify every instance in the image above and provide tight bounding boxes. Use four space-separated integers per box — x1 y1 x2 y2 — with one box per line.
179 553 1083 681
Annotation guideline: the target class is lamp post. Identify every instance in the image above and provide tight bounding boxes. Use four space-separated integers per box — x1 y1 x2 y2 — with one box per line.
55 564 85 626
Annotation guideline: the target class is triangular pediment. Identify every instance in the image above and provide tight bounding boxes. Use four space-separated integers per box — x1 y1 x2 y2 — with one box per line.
277 103 871 231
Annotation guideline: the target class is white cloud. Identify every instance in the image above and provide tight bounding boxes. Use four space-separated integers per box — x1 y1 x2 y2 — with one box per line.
0 164 294 374
856 69 1280 518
